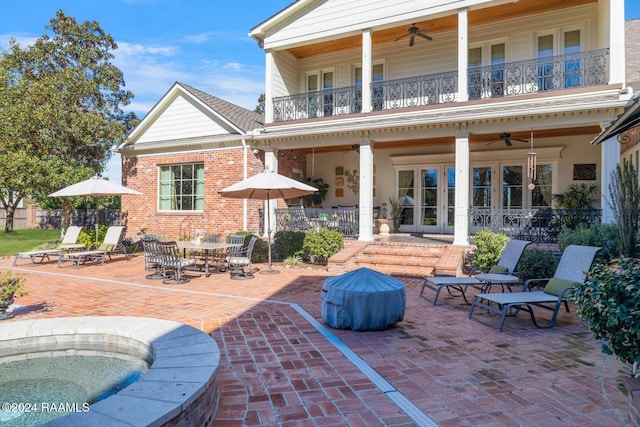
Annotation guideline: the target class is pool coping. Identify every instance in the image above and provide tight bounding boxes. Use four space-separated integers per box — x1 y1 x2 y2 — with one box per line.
0 316 220 427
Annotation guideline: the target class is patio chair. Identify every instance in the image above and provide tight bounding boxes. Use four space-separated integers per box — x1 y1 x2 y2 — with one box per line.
190 233 221 260
420 239 531 305
59 226 85 251
157 241 196 285
141 237 164 279
227 236 257 280
216 234 246 271
468 245 601 331
14 248 63 266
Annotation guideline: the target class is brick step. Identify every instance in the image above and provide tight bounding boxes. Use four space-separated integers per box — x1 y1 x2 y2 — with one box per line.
362 245 445 258
352 262 434 277
354 253 438 267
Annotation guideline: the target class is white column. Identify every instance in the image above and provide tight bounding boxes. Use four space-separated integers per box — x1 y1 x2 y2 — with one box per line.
608 0 625 85
457 8 469 102
361 30 372 112
264 148 278 237
358 139 374 241
600 135 620 224
265 51 274 123
454 134 470 245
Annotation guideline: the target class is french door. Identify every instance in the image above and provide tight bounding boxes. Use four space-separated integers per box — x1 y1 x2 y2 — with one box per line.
397 165 455 233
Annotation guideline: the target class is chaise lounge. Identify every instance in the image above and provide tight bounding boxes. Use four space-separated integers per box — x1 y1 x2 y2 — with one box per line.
468 244 600 331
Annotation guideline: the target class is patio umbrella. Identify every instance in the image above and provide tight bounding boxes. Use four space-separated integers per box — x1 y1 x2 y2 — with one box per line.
219 170 317 274
49 176 142 244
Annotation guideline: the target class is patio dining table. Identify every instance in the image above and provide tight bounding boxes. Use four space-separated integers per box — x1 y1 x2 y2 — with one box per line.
176 241 242 277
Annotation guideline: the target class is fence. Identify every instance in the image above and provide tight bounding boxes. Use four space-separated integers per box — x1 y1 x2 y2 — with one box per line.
0 208 29 229
36 209 124 230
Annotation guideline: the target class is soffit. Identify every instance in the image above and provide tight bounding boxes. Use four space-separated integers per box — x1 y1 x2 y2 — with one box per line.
287 0 597 59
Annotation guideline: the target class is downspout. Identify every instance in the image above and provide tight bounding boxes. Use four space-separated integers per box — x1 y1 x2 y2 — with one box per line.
242 138 248 230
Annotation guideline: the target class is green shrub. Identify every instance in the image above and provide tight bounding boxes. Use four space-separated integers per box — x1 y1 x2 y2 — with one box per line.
471 229 509 269
516 248 558 282
573 258 640 377
302 227 344 265
231 231 268 263
558 223 621 263
283 252 303 267
274 230 306 258
78 225 108 247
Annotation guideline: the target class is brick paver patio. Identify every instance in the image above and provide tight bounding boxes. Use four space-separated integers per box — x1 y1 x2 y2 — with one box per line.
0 253 631 426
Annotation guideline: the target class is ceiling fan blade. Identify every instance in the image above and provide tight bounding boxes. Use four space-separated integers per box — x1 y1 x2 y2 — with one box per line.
511 138 529 143
417 32 433 41
394 33 409 42
504 138 512 147
409 35 415 47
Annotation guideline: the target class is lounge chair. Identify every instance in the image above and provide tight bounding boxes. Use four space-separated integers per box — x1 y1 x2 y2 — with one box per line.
58 226 85 251
420 239 531 305
57 226 128 268
14 249 63 266
468 245 601 331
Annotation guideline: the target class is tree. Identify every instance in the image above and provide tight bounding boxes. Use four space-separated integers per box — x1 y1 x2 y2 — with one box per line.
0 10 138 232
255 93 265 115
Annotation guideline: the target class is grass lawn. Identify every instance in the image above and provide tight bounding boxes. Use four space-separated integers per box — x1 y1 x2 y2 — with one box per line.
0 229 61 257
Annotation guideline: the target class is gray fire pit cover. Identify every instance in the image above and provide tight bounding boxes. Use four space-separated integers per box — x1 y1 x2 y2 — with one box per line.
322 267 406 331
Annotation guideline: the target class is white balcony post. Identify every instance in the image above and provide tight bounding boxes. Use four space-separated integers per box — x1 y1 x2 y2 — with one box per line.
600 135 620 224
362 30 372 113
265 51 274 124
264 148 278 237
608 0 625 85
454 134 470 245
457 8 469 102
358 139 374 241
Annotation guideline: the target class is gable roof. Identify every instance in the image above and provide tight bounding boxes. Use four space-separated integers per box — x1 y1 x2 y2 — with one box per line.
119 82 264 152
178 82 263 133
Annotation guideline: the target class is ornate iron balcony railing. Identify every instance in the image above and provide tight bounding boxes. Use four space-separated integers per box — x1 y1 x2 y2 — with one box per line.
468 48 609 100
469 208 602 243
272 85 362 122
271 49 609 123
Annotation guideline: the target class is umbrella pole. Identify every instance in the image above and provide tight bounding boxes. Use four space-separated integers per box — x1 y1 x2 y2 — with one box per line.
260 194 280 275
95 196 99 247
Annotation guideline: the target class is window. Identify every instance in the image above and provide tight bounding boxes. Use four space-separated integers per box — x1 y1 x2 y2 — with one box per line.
538 34 555 91
159 163 204 211
355 63 384 111
306 70 334 117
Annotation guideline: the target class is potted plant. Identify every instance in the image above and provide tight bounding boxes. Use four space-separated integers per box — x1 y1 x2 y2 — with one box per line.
302 178 329 207
0 271 28 319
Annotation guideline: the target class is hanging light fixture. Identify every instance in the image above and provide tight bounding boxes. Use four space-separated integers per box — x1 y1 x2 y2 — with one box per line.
527 130 537 190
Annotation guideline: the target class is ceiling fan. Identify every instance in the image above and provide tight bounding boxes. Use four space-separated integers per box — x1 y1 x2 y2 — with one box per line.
487 133 529 147
394 23 433 47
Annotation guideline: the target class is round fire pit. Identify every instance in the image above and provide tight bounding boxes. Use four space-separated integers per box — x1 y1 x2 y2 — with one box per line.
321 267 406 331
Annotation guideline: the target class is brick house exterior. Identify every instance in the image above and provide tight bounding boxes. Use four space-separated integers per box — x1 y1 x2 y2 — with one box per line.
118 82 306 240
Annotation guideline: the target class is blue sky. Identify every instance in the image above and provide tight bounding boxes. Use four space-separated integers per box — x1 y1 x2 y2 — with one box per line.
1 0 639 182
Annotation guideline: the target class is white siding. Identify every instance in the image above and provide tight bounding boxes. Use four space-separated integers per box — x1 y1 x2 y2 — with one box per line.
136 96 232 144
273 50 299 98
265 0 498 49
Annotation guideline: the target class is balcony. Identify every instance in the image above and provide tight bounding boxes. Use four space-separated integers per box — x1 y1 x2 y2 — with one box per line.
272 49 609 123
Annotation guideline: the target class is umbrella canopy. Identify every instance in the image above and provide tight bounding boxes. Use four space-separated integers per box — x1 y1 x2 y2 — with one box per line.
49 176 143 198
49 176 142 244
218 170 317 200
219 170 317 274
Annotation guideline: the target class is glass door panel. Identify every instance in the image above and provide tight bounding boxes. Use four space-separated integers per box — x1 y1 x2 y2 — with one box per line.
397 170 414 228
502 165 523 209
564 30 581 88
472 167 492 208
446 167 455 231
420 168 438 228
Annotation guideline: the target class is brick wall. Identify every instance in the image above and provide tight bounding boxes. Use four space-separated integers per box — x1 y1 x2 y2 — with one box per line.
121 149 305 240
